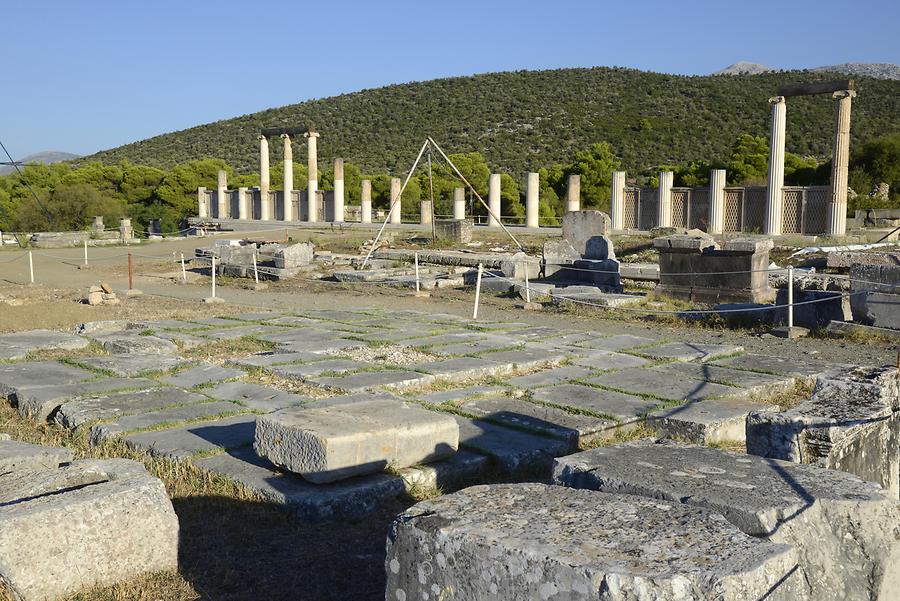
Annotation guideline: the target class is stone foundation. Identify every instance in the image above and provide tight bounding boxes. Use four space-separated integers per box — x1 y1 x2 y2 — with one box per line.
433 219 473 243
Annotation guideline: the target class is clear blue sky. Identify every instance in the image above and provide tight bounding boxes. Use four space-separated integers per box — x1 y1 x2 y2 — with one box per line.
2 0 898 159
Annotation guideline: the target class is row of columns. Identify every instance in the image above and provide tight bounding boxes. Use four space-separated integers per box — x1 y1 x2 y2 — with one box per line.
256 131 332 223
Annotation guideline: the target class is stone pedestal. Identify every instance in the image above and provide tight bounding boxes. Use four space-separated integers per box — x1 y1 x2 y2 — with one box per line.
305 130 319 223
389 177 401 224
216 170 228 218
92 216 104 233
237 187 249 220
281 135 293 222
654 235 775 303
827 91 855 237
610 170 626 230
765 96 787 235
360 179 372 223
657 170 673 229
566 174 580 212
434 219 473 244
488 173 501 227
453 187 465 220
333 158 345 223
419 200 432 225
119 219 133 241
197 187 208 219
259 135 271 221
525 172 539 229
709 168 727 234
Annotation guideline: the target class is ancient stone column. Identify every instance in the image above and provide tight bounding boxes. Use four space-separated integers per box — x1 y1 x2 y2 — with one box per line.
708 169 727 234
238 187 249 220
259 135 271 221
453 187 465 220
197 187 208 218
217 170 228 219
657 171 673 228
333 158 345 223
827 90 855 237
420 200 433 225
281 134 293 222
92 215 104 233
361 179 373 223
488 173 502 227
305 130 319 223
610 171 626 230
765 96 786 235
390 177 402 224
525 172 539 229
566 174 581 212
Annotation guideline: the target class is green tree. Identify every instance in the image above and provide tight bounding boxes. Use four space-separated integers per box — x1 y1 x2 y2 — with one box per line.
568 142 620 211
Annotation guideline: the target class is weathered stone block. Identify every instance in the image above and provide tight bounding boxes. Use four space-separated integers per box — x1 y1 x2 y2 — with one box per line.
499 251 540 280
0 330 90 361
94 333 179 355
0 459 178 601
254 399 459 483
0 440 73 472
561 210 611 257
652 233 718 252
775 288 851 328
386 483 808 601
273 242 314 269
433 219 473 243
553 440 900 601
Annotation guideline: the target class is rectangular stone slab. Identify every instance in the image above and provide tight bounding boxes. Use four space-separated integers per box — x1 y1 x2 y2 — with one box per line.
531 384 659 421
0 440 73 472
159 364 244 388
506 365 595 389
78 354 190 377
416 357 510 380
648 398 780 444
0 361 96 397
386 483 807 601
90 401 246 445
553 440 900 601
586 367 742 401
415 385 507 404
454 416 570 477
311 370 431 392
713 353 838 378
123 414 257 459
636 341 744 362
54 389 208 430
570 349 650 370
573 333 657 351
0 329 89 361
203 381 309 412
268 359 362 380
253 400 459 483
226 351 323 368
14 378 158 421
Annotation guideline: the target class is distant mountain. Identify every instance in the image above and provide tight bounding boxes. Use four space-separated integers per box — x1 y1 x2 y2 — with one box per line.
0 151 80 175
715 61 900 80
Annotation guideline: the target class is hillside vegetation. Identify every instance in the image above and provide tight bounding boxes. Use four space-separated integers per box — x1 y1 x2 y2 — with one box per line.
81 67 900 177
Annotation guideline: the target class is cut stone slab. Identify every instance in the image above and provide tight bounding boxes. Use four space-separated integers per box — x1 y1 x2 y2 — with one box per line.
227 351 323 368
54 388 208 430
553 440 900 601
649 398 780 444
0 440 73 472
0 459 178 601
573 333 657 351
713 353 837 378
454 416 570 476
90 401 245 445
0 361 96 398
123 414 257 459
312 370 430 392
531 384 659 421
570 349 650 371
0 329 89 361
14 378 159 421
415 385 507 404
457 396 615 448
746 365 900 498
479 347 569 369
507 365 595 389
268 359 361 380
637 341 744 362
79 354 190 377
254 399 459 483
203 381 309 412
159 364 244 388
651 362 795 394
386 483 807 601
586 366 742 402
429 339 515 356
92 333 179 355
417 356 510 380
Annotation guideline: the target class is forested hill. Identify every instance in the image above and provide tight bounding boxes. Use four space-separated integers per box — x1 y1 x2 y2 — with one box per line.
81 67 900 176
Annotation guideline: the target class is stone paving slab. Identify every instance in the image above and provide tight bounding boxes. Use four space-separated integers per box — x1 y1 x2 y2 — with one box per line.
457 396 615 448
500 326 564 341
428 339 516 356
387 483 807 601
123 414 257 459
454 416 570 476
185 317 246 327
416 357 510 380
0 440 73 472
402 332 489 349
573 333 657 351
254 399 459 483
226 351 323 368
276 338 364 355
0 361 96 397
586 366 742 401
479 347 570 368
312 370 431 392
152 331 208 349
0 329 89 361
15 378 159 421
254 328 345 344
553 440 900 601
570 349 651 371
531 384 659 421
648 398 780 444
506 365 595 389
636 341 744 362
90 400 245 445
713 353 839 377
159 364 244 388
79 354 191 377
414 386 507 404
652 362 795 391
150 319 213 331
202 381 309 412
198 325 284 340
269 359 363 380
91 333 179 355
54 388 209 430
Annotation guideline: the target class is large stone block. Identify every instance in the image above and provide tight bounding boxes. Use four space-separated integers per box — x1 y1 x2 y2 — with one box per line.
561 210 611 257
499 251 540 280
746 365 900 498
0 459 178 601
273 242 314 269
0 440 73 472
541 239 580 279
254 399 459 483
433 219 473 244
553 440 900 601
386 483 808 601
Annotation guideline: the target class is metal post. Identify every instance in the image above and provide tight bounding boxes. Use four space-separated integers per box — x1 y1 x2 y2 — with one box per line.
414 252 420 293
211 255 217 298
252 253 259 285
473 263 483 320
83 240 88 266
787 265 794 329
127 253 133 290
28 251 34 284
523 259 531 304
180 252 186 282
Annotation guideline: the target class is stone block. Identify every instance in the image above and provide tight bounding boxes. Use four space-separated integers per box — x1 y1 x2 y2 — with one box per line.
713 353 837 378
311 370 431 392
93 333 179 355
649 397 779 444
203 381 308 412
570 349 649 370
79 354 189 377
561 210 611 256
746 365 900 498
433 219 473 243
507 365 594 389
499 251 540 280
254 399 459 483
159 364 244 388
454 416 570 477
652 233 718 252
574 333 657 351
553 440 900 601
586 367 741 402
0 362 95 398
776 288 852 328
531 384 658 422
90 401 244 445
386 483 808 601
123 414 257 459
541 239 580 278
0 459 178 601
0 440 73 472
722 237 774 254
54 388 208 430
0 330 90 361
637 341 744 362
14 378 159 421
273 242 314 268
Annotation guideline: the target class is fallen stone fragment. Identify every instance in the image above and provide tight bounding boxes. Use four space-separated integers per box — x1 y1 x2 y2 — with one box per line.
386 483 808 601
254 399 459 483
0 440 73 473
553 440 900 601
0 459 178 601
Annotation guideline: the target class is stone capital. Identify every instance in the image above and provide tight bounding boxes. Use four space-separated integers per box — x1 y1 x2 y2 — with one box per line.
304 131 320 139
833 90 857 100
768 96 786 105
258 134 267 141
280 133 291 140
